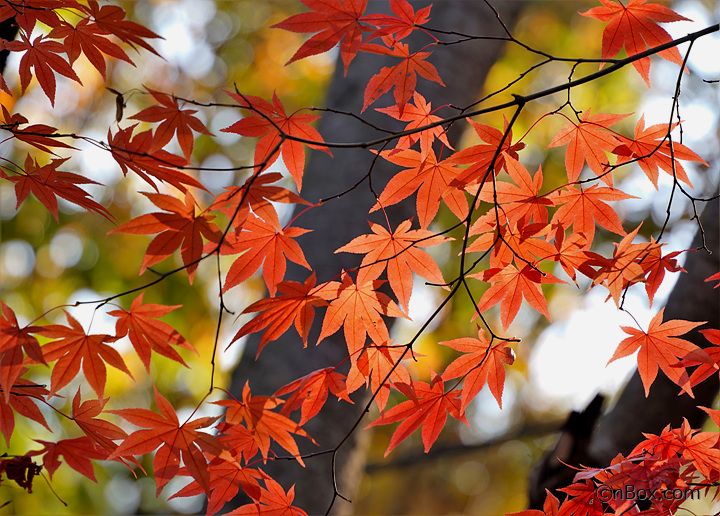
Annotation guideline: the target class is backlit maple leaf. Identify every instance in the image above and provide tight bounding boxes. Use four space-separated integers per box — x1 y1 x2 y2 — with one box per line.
471 264 565 331
367 374 468 456
109 386 221 495
0 303 45 403
70 390 129 459
547 110 629 184
440 327 515 411
214 382 314 466
608 308 708 395
0 378 50 446
32 437 108 482
345 341 411 411
613 115 708 189
581 0 691 85
221 91 330 191
317 272 407 356
271 0 371 73
364 0 432 42
108 292 196 372
109 191 221 284
226 474 308 516
6 155 114 222
217 214 312 297
335 219 449 311
41 311 132 398
232 273 332 355
275 367 352 424
361 37 444 114
3 32 82 105
130 88 212 160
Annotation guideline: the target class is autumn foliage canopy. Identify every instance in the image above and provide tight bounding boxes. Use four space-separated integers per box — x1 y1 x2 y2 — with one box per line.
0 0 719 514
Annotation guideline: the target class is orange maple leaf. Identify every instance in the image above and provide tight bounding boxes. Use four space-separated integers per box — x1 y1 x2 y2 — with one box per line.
227 473 308 516
109 386 221 495
130 88 212 160
232 273 332 354
361 37 444 114
580 0 691 85
317 272 407 356
345 341 411 411
376 92 452 157
449 118 526 189
607 308 707 396
0 303 45 403
440 327 515 411
221 91 330 191
214 382 315 466
0 378 50 446
335 219 449 311
471 264 565 331
364 0 432 42
613 115 708 189
109 191 221 284
271 0 371 73
367 374 468 456
372 148 467 229
70 390 129 459
31 437 107 482
108 292 196 373
549 184 635 244
217 214 312 297
41 311 133 398
547 110 629 184
275 367 352 424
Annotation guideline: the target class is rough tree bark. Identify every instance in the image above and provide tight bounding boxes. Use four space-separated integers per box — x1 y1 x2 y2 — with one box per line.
529 194 720 508
225 2 525 514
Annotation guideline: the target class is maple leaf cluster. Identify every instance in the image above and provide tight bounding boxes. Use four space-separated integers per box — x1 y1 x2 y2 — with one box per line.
0 0 718 515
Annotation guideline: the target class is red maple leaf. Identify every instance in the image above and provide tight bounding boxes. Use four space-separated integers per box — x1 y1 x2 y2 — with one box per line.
232 273 332 355
271 0 371 73
109 191 221 284
478 159 553 225
372 148 467 229
317 272 407 356
686 329 720 388
440 327 515 411
80 0 161 56
335 219 449 311
130 88 212 160
547 110 629 184
108 125 204 192
210 172 310 231
70 390 129 459
41 311 133 398
6 155 114 222
376 92 452 157
47 18 134 79
217 214 312 297
275 367 352 424
3 32 82 105
549 184 635 244
367 374 468 456
214 382 315 465
471 264 565 331
364 0 432 42
581 0 690 85
448 118 525 188
613 115 708 189
221 91 330 191
0 378 50 446
1 106 75 154
345 341 411 411
705 271 720 289
108 292 196 373
31 437 107 482
361 37 444 113
227 473 308 516
0 303 45 404
607 308 708 395
109 386 221 495
170 452 262 516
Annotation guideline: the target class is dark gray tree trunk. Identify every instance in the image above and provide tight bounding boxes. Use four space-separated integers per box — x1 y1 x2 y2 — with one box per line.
225 2 525 514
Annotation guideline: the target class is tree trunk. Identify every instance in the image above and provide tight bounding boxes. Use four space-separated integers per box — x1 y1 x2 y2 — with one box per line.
225 2 525 514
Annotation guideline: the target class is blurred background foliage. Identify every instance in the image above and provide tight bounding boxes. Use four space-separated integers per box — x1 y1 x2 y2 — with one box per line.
0 0 718 514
